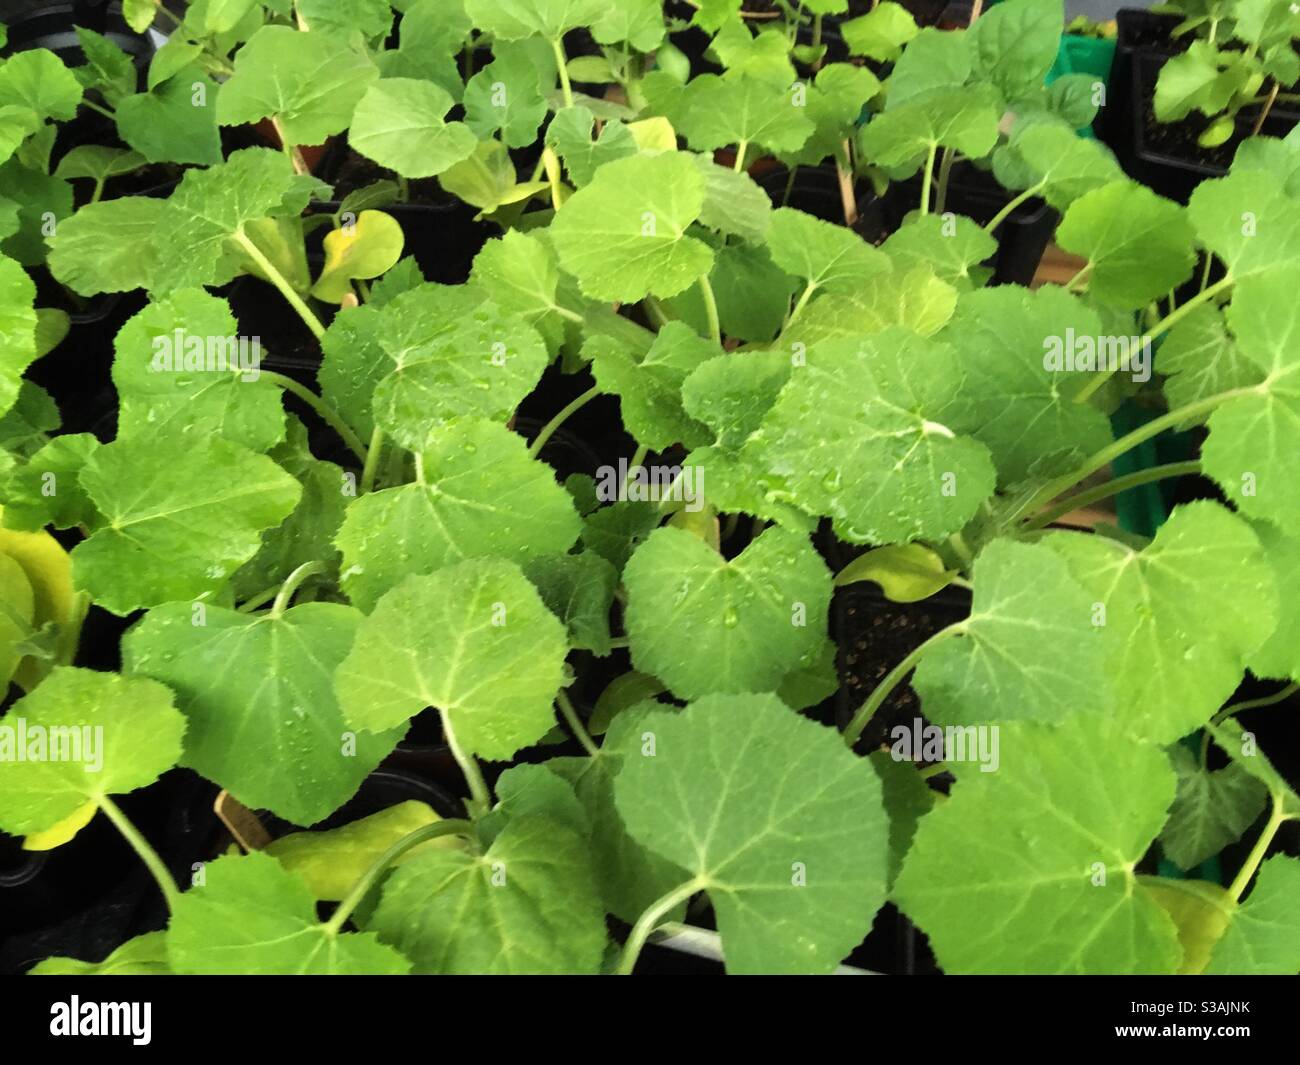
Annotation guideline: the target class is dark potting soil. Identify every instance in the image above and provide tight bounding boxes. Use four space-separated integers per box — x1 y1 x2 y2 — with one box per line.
1135 55 1240 174
832 581 972 756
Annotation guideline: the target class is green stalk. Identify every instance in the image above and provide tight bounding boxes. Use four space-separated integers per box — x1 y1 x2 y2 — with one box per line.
843 624 965 747
1073 276 1235 404
528 385 601 458
325 819 474 934
918 142 938 216
269 561 326 618
360 427 385 494
982 183 1043 233
621 444 649 496
784 280 818 331
238 585 281 613
81 99 115 120
259 370 369 464
1212 683 1299 725
642 296 672 331
617 878 706 975
98 796 181 912
782 165 798 206
697 273 722 345
1227 795 1286 904
552 37 575 109
934 147 956 215
232 227 326 340
1003 387 1261 532
732 140 749 173
1021 461 1201 532
556 690 600 757
441 711 492 817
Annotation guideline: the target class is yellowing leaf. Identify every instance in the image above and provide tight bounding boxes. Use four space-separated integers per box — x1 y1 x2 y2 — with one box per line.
311 210 404 303
834 543 955 602
23 799 96 851
0 518 83 690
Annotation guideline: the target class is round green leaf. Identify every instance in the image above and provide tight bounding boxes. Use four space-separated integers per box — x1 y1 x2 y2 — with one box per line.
335 559 569 760
623 524 831 700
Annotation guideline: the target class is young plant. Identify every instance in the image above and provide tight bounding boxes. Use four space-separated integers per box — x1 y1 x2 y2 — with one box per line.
0 0 1297 979
1154 0 1300 145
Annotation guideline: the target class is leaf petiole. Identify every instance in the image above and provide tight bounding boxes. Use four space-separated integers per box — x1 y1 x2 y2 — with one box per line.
556 690 600 757
528 385 601 458
324 818 474 934
269 561 326 618
616 878 706 975
360 427 385 494
552 37 575 109
1004 386 1262 531
1226 793 1288 904
1021 460 1202 532
259 370 369 464
441 711 492 817
697 273 722 345
231 226 327 340
843 623 966 748
98 795 182 912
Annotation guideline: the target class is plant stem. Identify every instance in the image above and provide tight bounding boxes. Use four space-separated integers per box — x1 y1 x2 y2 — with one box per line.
259 370 369 464
238 585 280 613
732 140 749 173
836 143 858 227
270 116 309 176
325 818 473 934
1073 276 1235 404
983 183 1042 233
919 142 938 216
81 98 115 119
621 444 649 496
785 281 818 330
232 228 327 340
269 561 325 618
617 878 706 975
1252 80 1281 136
697 273 722 345
556 690 600 757
1021 460 1201 531
782 165 798 206
642 296 671 331
360 427 385 493
552 37 575 108
98 796 181 912
843 624 965 747
1212 682 1299 725
1199 253 1214 292
528 385 600 457
441 711 492 817
934 147 956 215
1227 795 1286 904
1004 387 1260 531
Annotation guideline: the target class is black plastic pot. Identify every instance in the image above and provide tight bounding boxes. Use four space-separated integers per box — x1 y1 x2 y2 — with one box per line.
1111 51 1297 205
0 768 219 975
1096 9 1179 152
1 1 155 59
